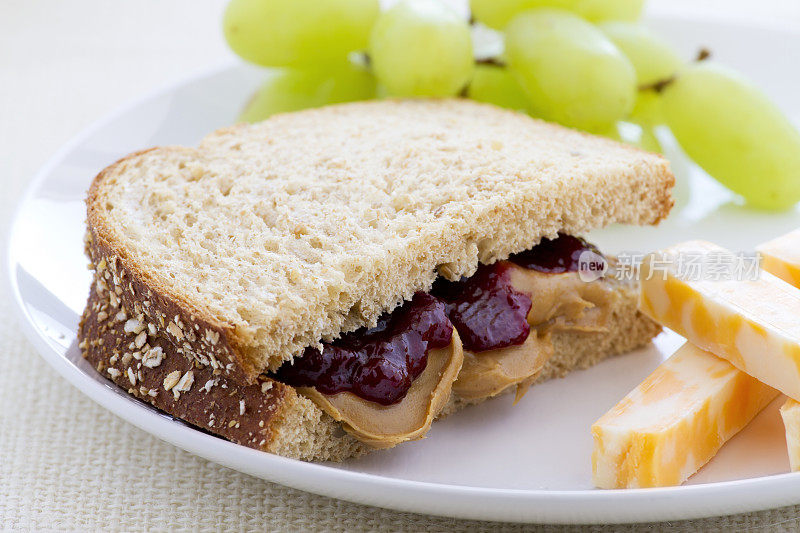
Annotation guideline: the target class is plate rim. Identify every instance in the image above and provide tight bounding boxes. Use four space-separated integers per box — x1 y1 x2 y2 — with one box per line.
8 17 800 524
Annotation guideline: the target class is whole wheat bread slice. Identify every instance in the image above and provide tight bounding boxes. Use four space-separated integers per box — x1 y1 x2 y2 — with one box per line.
85 99 673 383
79 264 660 461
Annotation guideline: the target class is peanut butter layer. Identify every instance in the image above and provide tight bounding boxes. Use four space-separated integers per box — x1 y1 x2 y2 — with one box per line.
453 332 553 401
298 332 464 449
511 266 618 332
454 265 619 401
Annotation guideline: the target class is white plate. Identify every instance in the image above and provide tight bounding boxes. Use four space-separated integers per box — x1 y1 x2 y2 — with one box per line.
8 14 800 525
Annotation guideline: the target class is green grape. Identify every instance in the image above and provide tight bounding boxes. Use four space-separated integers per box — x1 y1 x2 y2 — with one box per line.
637 125 662 153
224 0 379 67
602 122 661 153
470 0 643 29
599 123 624 142
369 0 473 97
575 0 645 23
630 89 666 126
505 10 636 132
471 0 561 29
662 62 800 210
466 64 530 112
600 22 682 86
239 64 376 123
621 122 662 152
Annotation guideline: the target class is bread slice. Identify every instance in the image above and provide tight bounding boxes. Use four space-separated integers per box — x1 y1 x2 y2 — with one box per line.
80 263 660 461
85 99 673 383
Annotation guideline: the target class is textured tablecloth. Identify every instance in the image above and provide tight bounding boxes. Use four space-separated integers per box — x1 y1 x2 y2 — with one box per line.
3 1 800 530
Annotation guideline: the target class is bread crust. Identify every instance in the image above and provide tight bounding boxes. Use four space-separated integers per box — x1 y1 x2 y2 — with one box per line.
85 100 674 381
78 267 288 448
79 269 369 461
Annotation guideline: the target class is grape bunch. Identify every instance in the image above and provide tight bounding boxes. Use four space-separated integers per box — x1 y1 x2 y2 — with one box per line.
224 0 800 210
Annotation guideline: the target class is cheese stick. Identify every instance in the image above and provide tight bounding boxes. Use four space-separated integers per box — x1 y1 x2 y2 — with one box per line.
592 343 777 488
639 240 800 402
781 400 800 472
757 232 800 472
757 228 800 288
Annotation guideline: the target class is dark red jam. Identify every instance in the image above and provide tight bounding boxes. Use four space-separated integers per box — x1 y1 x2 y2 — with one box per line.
274 234 602 404
509 233 601 274
430 263 532 352
272 292 453 405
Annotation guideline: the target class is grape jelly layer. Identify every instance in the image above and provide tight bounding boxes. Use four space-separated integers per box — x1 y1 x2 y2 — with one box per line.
273 234 604 404
273 292 453 406
431 263 532 352
509 233 600 273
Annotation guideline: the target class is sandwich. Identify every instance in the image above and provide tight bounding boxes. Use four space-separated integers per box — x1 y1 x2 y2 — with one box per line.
78 99 673 461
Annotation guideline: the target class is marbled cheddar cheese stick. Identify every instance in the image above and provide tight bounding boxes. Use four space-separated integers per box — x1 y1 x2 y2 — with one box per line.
592 343 777 488
757 228 800 288
757 233 800 472
639 240 800 401
781 400 800 472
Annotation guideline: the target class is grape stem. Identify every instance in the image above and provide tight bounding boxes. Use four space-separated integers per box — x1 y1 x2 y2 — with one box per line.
476 57 507 68
640 48 711 93
641 75 676 93
696 48 711 61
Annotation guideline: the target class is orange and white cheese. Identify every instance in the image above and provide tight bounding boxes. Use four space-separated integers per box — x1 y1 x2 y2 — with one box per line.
639 240 800 402
757 232 800 472
781 400 800 472
592 343 777 488
757 228 800 288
